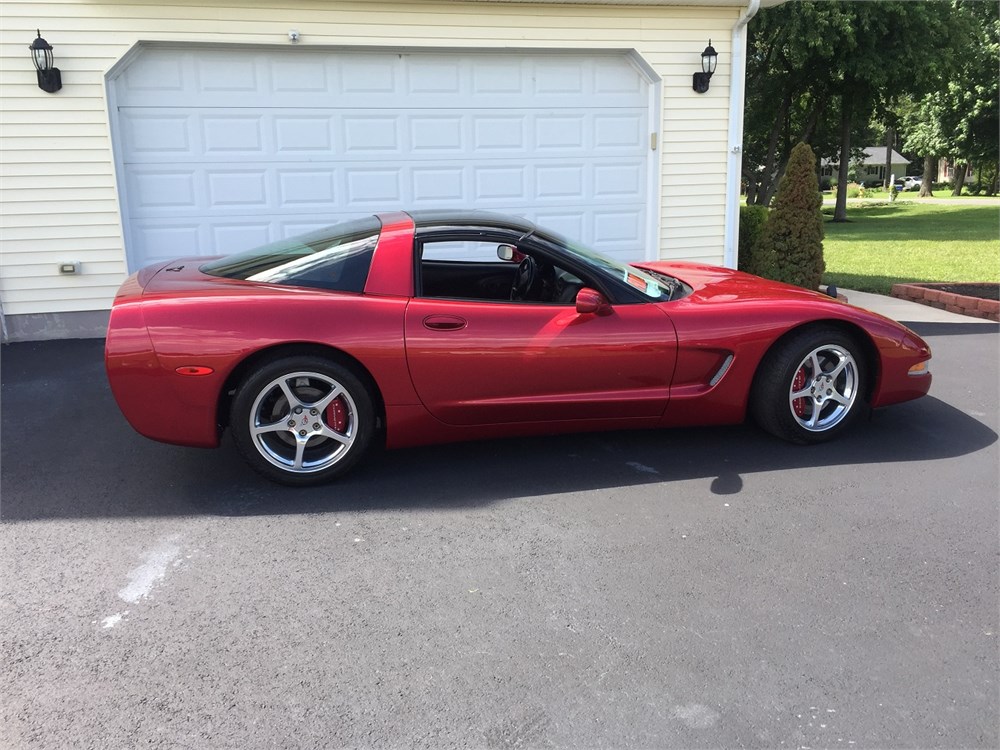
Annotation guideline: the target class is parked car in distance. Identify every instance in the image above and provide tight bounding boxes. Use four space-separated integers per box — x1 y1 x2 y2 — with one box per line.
106 210 933 485
903 176 923 191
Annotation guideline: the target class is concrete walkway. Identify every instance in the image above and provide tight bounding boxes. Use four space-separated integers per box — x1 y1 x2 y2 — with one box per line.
839 288 997 325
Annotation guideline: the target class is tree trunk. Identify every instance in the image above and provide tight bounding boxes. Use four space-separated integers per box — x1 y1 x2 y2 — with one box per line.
918 156 935 197
760 101 822 207
833 97 853 222
749 93 792 206
951 161 968 196
883 126 894 189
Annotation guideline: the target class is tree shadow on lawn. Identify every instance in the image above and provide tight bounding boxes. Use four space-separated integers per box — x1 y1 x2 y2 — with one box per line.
1 339 994 522
823 203 999 243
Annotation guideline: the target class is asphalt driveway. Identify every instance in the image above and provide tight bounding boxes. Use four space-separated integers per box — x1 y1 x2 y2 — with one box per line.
1 311 997 748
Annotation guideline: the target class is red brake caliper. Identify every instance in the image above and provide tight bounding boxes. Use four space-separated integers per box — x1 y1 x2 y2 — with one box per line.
792 367 808 417
325 397 348 433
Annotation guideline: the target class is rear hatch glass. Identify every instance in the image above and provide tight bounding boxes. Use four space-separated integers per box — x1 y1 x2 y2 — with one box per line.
200 216 382 293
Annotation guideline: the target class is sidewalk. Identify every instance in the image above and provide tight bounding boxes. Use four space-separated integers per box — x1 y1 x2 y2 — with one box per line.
839 288 997 325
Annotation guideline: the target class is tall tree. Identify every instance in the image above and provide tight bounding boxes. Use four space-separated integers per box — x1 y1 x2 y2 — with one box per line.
899 2 998 196
744 1 969 217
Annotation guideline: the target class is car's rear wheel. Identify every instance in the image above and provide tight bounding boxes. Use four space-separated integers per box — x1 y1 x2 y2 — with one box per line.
230 355 375 485
751 328 868 444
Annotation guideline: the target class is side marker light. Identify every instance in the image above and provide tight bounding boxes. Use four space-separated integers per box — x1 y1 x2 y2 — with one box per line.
175 366 215 376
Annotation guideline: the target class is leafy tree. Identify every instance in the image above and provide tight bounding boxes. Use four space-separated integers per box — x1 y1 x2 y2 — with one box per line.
744 1 969 216
753 142 825 290
901 1 999 196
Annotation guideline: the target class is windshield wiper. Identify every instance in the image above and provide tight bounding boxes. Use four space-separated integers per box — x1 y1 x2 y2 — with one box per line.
640 269 682 301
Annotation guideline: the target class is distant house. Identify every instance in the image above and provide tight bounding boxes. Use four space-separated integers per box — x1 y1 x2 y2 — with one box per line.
937 159 974 183
820 147 910 186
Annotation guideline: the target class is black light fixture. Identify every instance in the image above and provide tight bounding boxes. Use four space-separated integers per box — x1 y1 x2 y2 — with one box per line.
30 30 62 93
692 40 717 94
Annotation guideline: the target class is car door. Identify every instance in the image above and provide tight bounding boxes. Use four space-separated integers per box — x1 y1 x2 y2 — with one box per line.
403 233 678 426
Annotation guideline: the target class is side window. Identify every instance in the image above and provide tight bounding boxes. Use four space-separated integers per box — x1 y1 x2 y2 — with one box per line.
419 239 517 301
418 235 586 305
421 240 505 264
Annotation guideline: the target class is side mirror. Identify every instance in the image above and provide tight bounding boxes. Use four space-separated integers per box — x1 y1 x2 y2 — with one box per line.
497 244 516 262
575 287 612 316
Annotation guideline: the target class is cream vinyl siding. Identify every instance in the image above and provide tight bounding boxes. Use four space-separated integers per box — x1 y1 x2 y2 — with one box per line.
0 0 737 317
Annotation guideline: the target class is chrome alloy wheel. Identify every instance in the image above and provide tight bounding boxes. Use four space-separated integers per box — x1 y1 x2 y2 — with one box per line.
248 370 357 474
788 344 859 432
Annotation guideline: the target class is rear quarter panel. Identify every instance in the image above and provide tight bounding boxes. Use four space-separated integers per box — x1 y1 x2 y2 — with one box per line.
111 283 415 447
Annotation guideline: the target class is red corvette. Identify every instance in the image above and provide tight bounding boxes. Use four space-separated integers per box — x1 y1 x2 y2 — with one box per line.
106 210 932 485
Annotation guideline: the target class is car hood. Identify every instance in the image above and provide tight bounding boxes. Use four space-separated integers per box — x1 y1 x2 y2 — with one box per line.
635 260 837 306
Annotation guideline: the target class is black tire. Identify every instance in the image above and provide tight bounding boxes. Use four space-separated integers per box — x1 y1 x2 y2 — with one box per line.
750 327 868 444
230 355 376 486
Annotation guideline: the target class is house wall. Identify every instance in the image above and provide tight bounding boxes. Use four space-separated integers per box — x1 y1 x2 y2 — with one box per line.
937 159 974 183
1 0 739 337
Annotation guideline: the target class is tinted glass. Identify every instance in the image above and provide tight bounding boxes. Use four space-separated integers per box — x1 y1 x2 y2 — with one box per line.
532 227 676 300
200 216 381 293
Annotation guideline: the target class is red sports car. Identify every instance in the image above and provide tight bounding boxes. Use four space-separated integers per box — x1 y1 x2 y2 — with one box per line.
106 210 932 486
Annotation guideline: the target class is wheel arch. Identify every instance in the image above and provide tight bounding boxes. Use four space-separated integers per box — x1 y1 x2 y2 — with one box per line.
216 342 387 439
752 318 880 402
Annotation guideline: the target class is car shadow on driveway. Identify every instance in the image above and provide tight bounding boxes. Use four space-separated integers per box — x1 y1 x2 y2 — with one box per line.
1 338 996 521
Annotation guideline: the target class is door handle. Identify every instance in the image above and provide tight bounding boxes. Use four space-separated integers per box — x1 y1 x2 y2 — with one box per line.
423 315 467 331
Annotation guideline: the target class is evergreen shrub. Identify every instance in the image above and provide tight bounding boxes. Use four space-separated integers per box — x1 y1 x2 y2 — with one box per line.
753 142 826 290
737 204 770 274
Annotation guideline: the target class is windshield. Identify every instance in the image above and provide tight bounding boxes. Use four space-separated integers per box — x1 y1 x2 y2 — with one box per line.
200 216 381 293
533 227 678 300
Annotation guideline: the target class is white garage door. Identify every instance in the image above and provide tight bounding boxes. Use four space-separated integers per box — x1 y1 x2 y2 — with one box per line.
110 46 655 271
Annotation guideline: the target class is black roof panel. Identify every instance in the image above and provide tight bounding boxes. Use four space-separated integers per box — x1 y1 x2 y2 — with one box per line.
405 210 535 232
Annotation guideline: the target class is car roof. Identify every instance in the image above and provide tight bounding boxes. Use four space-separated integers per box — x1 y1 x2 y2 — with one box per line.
404 209 536 233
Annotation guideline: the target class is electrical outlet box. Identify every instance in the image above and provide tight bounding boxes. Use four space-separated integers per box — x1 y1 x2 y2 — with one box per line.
58 262 81 275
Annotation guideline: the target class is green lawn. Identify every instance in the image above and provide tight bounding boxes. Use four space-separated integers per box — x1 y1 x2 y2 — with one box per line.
821 202 1000 294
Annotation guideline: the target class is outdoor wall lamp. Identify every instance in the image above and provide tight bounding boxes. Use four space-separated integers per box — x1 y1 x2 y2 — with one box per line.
692 41 717 93
30 30 62 93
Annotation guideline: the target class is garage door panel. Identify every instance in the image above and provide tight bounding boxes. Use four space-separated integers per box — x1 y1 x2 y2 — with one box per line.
124 158 648 219
206 170 269 208
210 222 272 254
120 108 649 163
274 116 335 153
412 168 465 202
594 163 643 198
126 169 199 211
118 49 650 110
271 57 331 93
594 210 645 244
120 113 193 157
276 169 338 207
344 168 403 204
202 115 266 156
129 222 203 265
531 212 587 244
114 48 653 269
474 166 526 201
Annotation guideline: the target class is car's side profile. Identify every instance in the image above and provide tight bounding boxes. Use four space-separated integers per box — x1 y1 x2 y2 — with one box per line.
106 210 932 485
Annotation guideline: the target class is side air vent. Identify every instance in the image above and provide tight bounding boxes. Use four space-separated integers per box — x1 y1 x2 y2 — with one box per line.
709 354 735 387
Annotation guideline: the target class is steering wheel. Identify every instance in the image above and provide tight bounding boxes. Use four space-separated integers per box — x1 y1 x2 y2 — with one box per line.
510 256 540 300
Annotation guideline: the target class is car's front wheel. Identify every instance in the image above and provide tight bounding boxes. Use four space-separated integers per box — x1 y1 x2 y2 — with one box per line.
751 328 868 444
230 355 375 485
